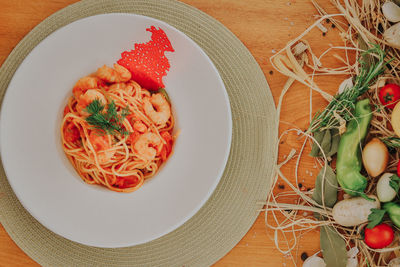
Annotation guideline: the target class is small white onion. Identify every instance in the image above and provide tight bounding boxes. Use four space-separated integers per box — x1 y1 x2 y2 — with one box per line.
362 138 389 177
377 173 398 202
382 2 400 23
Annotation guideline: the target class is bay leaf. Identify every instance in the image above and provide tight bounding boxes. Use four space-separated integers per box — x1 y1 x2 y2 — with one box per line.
319 129 332 156
358 35 376 70
310 129 340 158
312 165 338 208
320 226 348 267
326 129 340 157
310 130 325 157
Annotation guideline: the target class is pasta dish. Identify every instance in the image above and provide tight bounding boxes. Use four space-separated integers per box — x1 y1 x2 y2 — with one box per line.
61 63 174 192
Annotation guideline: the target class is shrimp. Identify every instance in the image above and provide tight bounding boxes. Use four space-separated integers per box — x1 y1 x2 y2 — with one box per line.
108 82 127 91
96 64 131 83
133 132 162 161
143 93 171 125
133 121 147 133
88 131 115 164
76 89 107 116
108 82 136 96
72 76 102 99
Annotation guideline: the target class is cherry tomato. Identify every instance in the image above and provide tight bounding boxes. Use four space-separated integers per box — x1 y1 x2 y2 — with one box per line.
364 223 394 249
397 161 400 177
379 83 400 109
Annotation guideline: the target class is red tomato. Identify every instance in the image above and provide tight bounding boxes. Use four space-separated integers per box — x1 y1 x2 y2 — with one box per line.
114 176 140 189
379 84 400 109
364 223 394 249
64 123 80 143
398 161 400 177
63 105 70 117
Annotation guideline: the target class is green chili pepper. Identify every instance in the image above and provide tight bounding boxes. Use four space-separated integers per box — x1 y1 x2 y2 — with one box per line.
336 98 372 196
384 202 400 228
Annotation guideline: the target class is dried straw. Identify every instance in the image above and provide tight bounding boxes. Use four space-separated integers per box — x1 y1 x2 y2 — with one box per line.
265 0 400 266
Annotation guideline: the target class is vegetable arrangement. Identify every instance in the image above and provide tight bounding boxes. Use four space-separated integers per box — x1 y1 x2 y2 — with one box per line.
309 46 400 261
265 0 400 266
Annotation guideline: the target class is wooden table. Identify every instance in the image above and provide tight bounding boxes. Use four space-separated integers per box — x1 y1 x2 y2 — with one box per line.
0 0 346 266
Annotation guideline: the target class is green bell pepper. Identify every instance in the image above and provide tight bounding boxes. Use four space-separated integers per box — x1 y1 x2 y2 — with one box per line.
384 202 400 228
336 98 372 196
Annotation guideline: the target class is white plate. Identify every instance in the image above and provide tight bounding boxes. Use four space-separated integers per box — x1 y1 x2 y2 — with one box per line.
0 14 231 248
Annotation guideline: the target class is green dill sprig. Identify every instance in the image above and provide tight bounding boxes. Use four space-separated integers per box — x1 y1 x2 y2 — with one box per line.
85 99 130 136
309 44 393 133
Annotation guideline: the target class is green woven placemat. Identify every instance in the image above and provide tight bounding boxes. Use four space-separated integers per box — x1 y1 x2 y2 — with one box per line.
0 0 276 266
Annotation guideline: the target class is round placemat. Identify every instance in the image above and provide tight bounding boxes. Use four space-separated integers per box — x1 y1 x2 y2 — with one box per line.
0 0 277 266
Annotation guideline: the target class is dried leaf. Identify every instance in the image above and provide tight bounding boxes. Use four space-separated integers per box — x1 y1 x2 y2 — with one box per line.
358 35 376 70
310 130 325 157
310 129 340 158
320 226 348 267
320 129 332 156
326 129 340 157
312 165 338 208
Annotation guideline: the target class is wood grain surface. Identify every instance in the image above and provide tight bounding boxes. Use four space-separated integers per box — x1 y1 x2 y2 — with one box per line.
0 0 347 266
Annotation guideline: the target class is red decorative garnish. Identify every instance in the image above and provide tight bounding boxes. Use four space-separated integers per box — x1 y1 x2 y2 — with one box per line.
117 26 174 90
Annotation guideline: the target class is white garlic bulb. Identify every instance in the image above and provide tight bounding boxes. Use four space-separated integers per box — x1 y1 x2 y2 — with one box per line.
303 255 326 267
384 22 400 48
389 258 400 267
338 77 353 94
382 2 400 23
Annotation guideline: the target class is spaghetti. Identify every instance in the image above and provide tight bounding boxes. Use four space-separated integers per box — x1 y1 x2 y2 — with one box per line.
61 63 174 193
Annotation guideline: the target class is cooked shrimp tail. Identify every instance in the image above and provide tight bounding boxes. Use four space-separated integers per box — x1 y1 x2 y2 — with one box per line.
96 63 131 83
133 132 162 161
143 93 171 125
